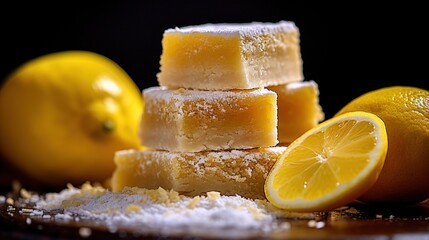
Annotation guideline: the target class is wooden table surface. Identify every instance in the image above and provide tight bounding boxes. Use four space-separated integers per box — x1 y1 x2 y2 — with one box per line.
1 197 429 240
1 160 429 240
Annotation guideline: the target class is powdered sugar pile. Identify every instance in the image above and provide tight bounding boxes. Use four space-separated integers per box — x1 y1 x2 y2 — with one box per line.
30 183 305 238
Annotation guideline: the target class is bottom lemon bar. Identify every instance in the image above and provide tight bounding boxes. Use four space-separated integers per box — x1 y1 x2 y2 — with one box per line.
111 147 287 199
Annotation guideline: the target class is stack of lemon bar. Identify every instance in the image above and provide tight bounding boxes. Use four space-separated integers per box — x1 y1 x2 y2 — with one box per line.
111 21 324 199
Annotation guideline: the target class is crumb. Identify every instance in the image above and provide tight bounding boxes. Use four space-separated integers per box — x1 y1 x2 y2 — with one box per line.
187 196 201 209
207 191 220 200
20 188 32 199
6 198 14 205
79 227 92 238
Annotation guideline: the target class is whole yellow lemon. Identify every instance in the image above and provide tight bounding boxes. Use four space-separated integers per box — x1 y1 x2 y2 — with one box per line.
335 86 429 204
0 51 143 186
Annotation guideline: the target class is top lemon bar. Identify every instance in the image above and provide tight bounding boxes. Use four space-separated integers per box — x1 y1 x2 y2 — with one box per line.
157 21 303 90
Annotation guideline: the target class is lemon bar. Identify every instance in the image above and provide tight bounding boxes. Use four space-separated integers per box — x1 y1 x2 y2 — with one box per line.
157 21 303 90
139 87 278 152
268 80 324 144
111 147 287 199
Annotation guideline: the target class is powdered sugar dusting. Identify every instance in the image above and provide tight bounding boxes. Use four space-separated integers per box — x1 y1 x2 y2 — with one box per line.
165 21 298 37
285 80 318 92
143 86 275 102
32 184 302 237
120 146 287 162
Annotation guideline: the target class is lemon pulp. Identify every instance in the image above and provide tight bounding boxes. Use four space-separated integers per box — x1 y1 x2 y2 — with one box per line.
265 111 387 212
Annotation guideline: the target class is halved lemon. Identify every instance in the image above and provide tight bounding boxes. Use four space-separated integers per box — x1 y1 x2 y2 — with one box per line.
264 111 388 212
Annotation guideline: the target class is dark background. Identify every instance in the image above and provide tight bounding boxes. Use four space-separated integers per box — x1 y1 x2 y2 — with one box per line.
0 2 428 118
